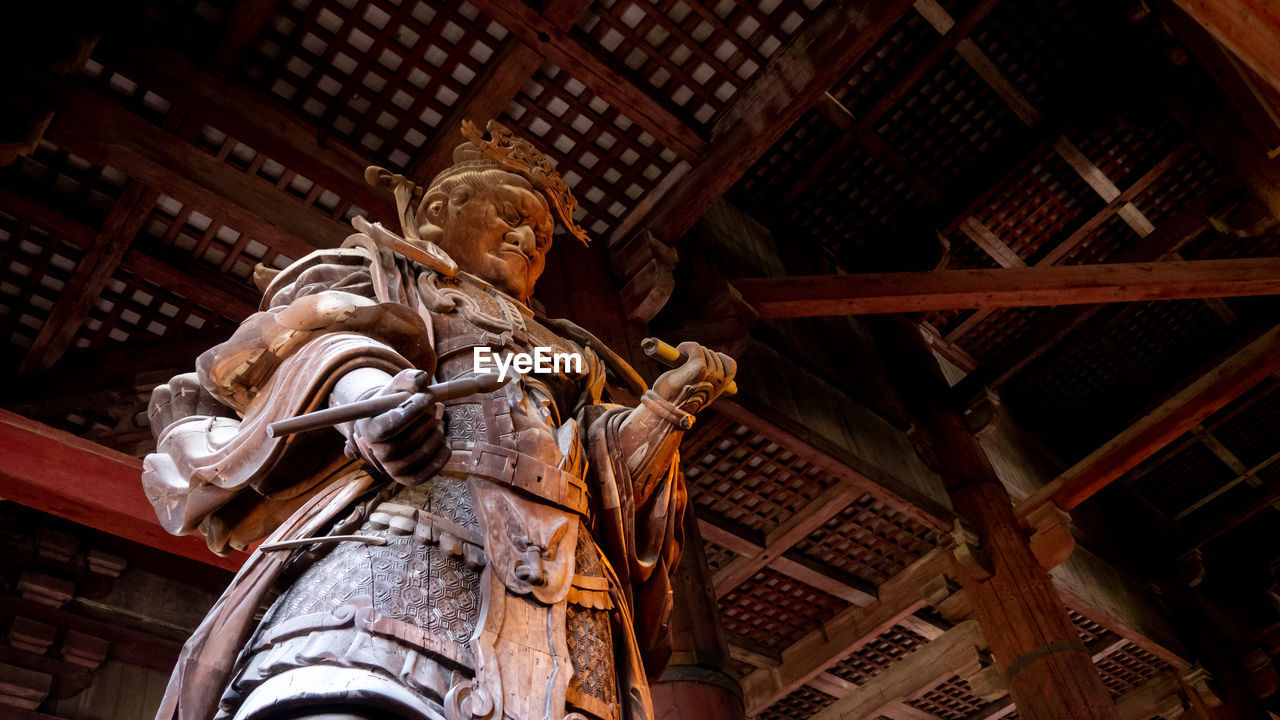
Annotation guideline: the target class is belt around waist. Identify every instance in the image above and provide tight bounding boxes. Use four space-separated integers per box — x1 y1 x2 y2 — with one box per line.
443 441 589 516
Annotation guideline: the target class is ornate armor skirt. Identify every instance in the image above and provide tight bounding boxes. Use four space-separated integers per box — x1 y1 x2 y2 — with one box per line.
217 475 620 720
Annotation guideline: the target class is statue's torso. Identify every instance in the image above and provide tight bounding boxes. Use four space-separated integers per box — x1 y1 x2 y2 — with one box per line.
220 272 621 720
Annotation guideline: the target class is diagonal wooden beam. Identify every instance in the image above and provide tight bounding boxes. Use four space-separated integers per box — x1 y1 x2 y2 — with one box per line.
90 45 395 221
780 0 1006 207
1017 322 1280 518
43 80 343 256
462 0 704 159
734 258 1280 319
1169 0 1280 96
1114 671 1185 720
407 0 595 182
949 181 1231 398
18 181 157 373
0 410 241 571
808 619 986 720
740 548 952 714
612 0 918 246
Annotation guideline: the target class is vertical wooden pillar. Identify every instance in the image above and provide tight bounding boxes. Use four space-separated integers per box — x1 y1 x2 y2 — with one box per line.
870 316 1121 720
650 512 746 720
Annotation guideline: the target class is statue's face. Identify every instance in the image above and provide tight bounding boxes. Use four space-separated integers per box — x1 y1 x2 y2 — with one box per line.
436 182 554 302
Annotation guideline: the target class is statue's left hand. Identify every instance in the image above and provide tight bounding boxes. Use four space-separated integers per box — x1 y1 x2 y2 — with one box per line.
651 341 737 414
344 369 451 485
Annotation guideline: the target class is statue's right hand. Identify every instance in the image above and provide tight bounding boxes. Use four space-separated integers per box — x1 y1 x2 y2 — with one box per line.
345 368 451 485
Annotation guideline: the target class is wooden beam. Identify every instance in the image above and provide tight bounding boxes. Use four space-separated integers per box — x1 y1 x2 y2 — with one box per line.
0 410 242 571
43 80 343 256
711 482 866 596
950 181 1229 397
779 0 1005 207
734 258 1280 318
965 697 1017 720
92 46 395 221
407 0 594 181
740 548 952 714
461 0 704 159
1169 0 1280 96
119 248 259 321
613 0 918 245
17 182 157 373
808 620 986 720
1018 322 1280 517
697 518 879 605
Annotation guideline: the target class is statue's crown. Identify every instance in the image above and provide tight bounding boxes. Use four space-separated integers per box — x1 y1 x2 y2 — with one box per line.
455 120 590 245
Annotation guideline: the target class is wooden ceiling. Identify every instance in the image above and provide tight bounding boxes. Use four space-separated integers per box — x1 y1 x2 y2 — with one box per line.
3 0 1280 719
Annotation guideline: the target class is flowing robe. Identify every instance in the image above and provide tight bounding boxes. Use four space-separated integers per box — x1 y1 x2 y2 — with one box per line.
142 231 685 720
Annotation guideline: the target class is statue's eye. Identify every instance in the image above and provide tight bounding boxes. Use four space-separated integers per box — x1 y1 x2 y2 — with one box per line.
500 203 521 226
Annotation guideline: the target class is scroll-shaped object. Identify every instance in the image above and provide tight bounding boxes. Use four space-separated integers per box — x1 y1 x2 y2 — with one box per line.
640 338 737 396
266 372 506 437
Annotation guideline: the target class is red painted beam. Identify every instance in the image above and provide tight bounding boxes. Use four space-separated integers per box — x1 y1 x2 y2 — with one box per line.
734 258 1280 318
1171 0 1280 95
1018 323 1280 517
0 410 243 571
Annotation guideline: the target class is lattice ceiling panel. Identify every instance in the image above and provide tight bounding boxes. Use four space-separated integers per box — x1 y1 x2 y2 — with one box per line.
791 494 938 586
0 211 87 357
1128 441 1237 518
756 684 837 720
969 147 1104 266
682 411 841 536
717 566 848 650
576 0 822 129
1071 118 1189 192
72 268 237 352
953 306 1049 363
1102 300 1230 382
501 63 681 238
143 192 296 287
907 676 988 719
1095 643 1174 698
736 108 843 202
1050 212 1132 267
1212 385 1280 467
702 539 737 575
827 9 937 122
7 141 127 227
241 0 503 171
1130 146 1224 228
793 145 923 267
1069 609 1108 644
972 0 1103 112
827 624 926 685
1013 338 1136 414
875 51 1021 191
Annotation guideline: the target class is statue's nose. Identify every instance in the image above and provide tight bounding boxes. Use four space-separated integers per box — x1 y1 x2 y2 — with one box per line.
506 225 536 256
515 549 546 586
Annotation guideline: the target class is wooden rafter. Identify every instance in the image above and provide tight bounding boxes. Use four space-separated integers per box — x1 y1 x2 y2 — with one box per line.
91 46 396 221
808 619 986 720
780 0 1006 207
739 548 953 714
949 181 1231 398
1017 322 1280 518
0 410 241 571
407 0 595 181
43 80 343 257
734 258 1280 319
1169 0 1280 96
611 0 919 246
18 181 158 373
461 0 704 159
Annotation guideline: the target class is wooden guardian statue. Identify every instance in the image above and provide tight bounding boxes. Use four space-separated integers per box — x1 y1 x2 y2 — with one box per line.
140 120 737 720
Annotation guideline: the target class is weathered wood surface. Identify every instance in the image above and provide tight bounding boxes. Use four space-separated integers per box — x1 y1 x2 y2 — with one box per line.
1018 323 1280 516
1171 0 1280 96
0 410 241 571
734 258 1280 318
740 548 951 714
615 0 918 245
